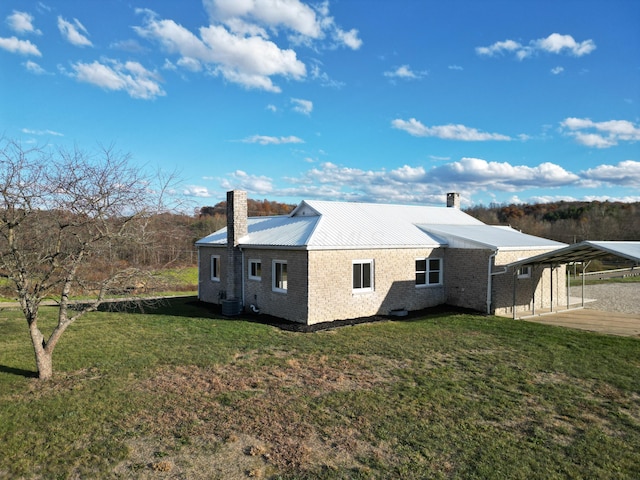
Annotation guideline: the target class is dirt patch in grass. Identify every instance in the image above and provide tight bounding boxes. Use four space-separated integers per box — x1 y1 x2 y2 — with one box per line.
121 352 407 477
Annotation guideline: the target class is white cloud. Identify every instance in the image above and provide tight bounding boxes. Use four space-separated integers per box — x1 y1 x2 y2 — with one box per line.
334 27 362 50
534 33 596 56
291 97 313 115
476 39 523 57
392 118 512 141
476 33 595 60
383 64 426 80
221 170 274 195
23 60 46 74
0 36 41 56
7 11 41 35
177 56 202 71
560 117 640 148
242 135 304 145
428 158 579 190
134 1 358 92
266 104 277 112
551 66 564 75
22 128 64 136
183 185 214 197
71 59 165 99
581 160 640 186
204 0 321 38
203 0 361 50
448 65 463 71
57 16 93 47
310 61 345 88
215 156 637 205
388 165 427 182
135 15 305 93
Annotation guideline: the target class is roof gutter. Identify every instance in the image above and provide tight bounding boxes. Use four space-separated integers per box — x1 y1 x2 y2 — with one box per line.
486 250 497 314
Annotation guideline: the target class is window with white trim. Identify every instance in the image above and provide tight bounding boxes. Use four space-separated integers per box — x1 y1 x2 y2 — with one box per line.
272 260 287 293
210 255 220 282
416 258 443 286
248 259 262 281
352 260 374 292
517 266 532 279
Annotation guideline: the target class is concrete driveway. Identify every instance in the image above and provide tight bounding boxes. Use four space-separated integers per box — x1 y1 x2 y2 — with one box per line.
522 309 640 337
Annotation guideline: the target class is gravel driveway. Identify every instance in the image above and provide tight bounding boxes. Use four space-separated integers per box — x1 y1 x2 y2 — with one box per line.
571 283 640 315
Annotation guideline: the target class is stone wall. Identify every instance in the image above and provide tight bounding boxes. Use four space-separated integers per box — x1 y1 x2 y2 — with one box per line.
198 245 226 304
242 248 309 323
198 243 568 324
492 250 568 317
306 248 446 324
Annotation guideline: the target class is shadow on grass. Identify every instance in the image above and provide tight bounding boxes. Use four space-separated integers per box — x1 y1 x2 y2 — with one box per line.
104 295 482 333
0 365 37 378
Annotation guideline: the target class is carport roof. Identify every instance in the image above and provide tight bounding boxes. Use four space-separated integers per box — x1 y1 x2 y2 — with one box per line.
507 241 640 267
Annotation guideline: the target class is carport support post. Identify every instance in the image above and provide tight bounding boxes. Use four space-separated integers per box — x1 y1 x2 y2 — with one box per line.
512 271 517 320
567 265 570 310
582 261 589 307
550 263 554 313
532 265 536 316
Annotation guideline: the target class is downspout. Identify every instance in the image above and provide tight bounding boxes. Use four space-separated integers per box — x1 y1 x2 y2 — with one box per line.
240 246 245 309
197 247 201 300
486 250 497 314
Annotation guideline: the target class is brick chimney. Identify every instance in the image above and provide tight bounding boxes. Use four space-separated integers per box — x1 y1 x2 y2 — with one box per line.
446 192 460 209
226 190 247 300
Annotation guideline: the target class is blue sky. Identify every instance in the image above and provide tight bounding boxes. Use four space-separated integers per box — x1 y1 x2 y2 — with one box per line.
1 0 639 209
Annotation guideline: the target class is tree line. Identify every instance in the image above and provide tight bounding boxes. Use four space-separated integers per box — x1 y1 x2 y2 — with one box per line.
464 201 640 243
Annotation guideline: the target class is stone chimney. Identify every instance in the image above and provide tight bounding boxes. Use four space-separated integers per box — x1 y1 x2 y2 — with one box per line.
446 192 460 209
226 190 247 300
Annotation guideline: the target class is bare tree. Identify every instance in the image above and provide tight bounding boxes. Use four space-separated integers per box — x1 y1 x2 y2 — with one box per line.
0 139 173 380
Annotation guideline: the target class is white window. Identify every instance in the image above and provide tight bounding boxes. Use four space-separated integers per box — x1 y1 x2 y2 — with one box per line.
517 266 532 279
353 260 374 293
248 259 262 281
210 255 220 282
416 258 443 286
272 260 287 293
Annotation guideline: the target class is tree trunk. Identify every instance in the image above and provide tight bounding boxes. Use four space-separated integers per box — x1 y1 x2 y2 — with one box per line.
35 348 53 380
29 323 53 380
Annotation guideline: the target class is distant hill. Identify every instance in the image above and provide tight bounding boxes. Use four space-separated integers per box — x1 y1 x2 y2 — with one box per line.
199 199 296 218
465 201 640 243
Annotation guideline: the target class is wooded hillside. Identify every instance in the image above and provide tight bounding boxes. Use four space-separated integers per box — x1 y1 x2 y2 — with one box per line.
465 201 640 243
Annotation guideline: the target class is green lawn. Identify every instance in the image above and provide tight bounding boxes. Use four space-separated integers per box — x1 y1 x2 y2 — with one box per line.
1 298 639 479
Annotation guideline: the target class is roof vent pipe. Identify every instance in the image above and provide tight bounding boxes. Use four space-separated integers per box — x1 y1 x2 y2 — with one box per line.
446 192 460 209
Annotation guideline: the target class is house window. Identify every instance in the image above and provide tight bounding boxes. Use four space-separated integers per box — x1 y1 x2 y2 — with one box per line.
248 259 262 281
211 255 220 282
272 260 287 293
353 260 374 293
416 258 443 286
517 266 532 279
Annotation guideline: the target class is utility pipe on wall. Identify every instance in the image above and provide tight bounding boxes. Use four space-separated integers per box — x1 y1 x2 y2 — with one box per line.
486 250 497 314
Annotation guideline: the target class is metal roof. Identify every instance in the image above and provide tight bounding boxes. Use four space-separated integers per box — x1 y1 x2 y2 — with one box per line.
196 198 567 252
298 200 480 249
418 225 567 251
507 241 640 267
195 215 319 248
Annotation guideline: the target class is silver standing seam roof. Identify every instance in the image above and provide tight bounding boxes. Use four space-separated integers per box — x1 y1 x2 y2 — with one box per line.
507 241 640 267
196 199 566 251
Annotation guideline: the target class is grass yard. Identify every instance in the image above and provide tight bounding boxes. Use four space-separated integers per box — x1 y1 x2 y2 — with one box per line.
1 298 639 479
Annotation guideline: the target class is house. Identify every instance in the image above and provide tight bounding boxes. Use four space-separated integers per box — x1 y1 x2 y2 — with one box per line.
196 190 567 325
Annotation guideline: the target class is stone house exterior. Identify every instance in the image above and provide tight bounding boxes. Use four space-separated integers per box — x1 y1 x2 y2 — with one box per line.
196 191 567 325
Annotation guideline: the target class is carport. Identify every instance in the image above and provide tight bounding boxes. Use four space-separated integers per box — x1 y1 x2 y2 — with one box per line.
507 241 640 320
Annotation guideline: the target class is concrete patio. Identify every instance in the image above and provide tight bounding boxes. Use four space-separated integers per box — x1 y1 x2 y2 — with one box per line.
519 308 640 337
